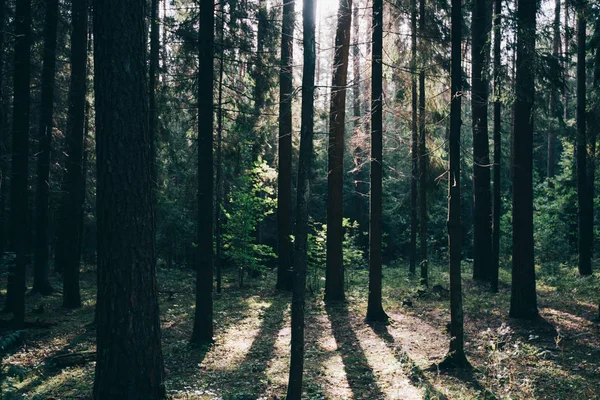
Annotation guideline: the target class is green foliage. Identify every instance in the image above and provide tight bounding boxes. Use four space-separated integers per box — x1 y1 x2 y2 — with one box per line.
222 159 276 275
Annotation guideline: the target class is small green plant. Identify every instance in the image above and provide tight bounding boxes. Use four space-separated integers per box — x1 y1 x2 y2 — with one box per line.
222 159 276 286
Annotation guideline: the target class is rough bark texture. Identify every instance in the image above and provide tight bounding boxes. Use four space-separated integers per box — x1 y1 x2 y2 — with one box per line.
6 0 32 326
510 0 538 320
576 7 591 276
471 0 493 282
286 0 315 395
92 0 166 397
325 0 352 303
276 0 294 291
191 0 215 344
491 0 501 293
418 0 428 286
440 0 470 369
61 0 88 309
365 0 388 323
409 0 418 275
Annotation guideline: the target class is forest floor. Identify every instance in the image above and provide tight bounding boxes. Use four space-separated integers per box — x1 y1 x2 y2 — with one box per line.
1 259 599 399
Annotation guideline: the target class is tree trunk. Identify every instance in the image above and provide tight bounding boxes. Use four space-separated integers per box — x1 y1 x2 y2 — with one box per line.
92 0 166 397
409 0 418 275
215 0 225 294
490 0 501 293
150 0 159 201
5 0 32 327
60 0 88 309
471 0 493 283
417 0 428 286
564 3 569 121
365 0 388 323
286 0 315 395
547 0 561 181
510 0 538 320
191 0 215 345
276 0 294 291
589 9 600 262
439 0 470 369
0 0 7 257
576 6 591 276
325 0 352 303
32 0 59 295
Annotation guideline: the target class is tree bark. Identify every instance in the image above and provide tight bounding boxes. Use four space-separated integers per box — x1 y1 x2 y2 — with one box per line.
276 0 294 291
215 0 225 294
325 0 352 303
439 0 470 369
471 0 493 283
32 0 59 296
5 0 32 327
92 0 166 397
418 0 427 286
150 0 159 201
61 0 88 309
547 0 561 181
510 0 538 320
490 0 501 293
576 5 591 276
286 0 315 395
191 0 215 344
0 0 7 257
365 0 388 323
409 0 418 275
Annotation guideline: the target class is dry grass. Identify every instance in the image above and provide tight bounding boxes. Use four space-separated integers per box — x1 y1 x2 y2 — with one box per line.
1 260 599 399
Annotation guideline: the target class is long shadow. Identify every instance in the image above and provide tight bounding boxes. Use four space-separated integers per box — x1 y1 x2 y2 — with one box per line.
325 302 386 399
370 322 452 400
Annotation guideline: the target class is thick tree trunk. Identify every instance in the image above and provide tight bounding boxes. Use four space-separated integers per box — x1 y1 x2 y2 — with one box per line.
365 0 388 323
510 0 538 320
61 0 88 309
191 0 215 344
548 0 561 181
589 12 600 262
325 0 352 302
276 0 294 291
32 0 59 295
490 0 501 293
409 0 418 275
418 0 428 286
471 0 493 283
286 0 315 395
439 0 470 369
6 0 32 327
576 7 591 276
92 0 166 397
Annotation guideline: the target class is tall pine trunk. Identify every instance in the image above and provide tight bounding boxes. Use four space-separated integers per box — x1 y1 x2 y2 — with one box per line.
32 0 59 295
510 0 538 320
409 0 418 275
490 0 501 293
471 0 492 282
215 0 225 293
325 0 352 302
276 0 294 291
5 0 32 327
418 0 428 286
0 0 7 257
548 0 561 181
365 0 388 323
92 0 166 397
150 0 159 200
576 6 591 276
191 0 215 344
286 0 315 394
439 0 470 369
61 0 88 309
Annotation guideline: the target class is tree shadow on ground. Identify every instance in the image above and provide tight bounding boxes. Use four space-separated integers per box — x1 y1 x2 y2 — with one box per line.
369 321 451 400
325 302 386 399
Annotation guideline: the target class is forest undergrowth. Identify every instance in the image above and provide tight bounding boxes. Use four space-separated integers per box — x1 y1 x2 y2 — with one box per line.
0 260 599 399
